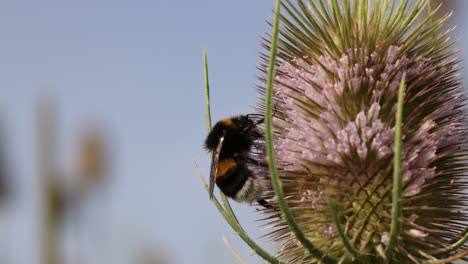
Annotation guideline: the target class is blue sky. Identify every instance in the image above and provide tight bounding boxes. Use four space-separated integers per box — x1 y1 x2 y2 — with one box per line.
0 1 467 264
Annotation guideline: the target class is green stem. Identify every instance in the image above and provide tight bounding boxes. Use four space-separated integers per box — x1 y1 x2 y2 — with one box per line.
202 49 282 263
385 72 406 257
264 0 336 263
203 49 212 132
195 162 284 264
427 0 436 40
203 48 243 229
422 249 468 264
427 228 468 255
326 189 361 260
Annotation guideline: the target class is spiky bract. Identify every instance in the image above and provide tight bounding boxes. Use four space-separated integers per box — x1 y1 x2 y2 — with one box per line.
256 0 468 263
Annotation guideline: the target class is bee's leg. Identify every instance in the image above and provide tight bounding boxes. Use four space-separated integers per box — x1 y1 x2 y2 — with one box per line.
247 103 279 129
257 199 272 209
255 118 265 125
256 199 281 217
237 155 268 167
247 157 268 167
242 118 264 134
231 153 266 167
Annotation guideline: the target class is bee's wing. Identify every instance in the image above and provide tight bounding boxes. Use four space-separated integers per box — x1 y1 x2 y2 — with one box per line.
209 131 225 199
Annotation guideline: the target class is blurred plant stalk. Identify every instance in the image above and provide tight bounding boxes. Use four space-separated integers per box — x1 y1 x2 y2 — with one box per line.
0 122 9 206
76 126 107 194
36 99 61 264
36 98 108 264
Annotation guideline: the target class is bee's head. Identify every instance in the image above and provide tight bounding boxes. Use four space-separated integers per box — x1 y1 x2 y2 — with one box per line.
204 118 235 151
204 116 251 149
204 115 263 161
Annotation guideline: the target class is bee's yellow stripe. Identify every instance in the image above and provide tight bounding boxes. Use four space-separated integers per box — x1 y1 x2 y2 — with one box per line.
220 118 234 127
216 159 237 179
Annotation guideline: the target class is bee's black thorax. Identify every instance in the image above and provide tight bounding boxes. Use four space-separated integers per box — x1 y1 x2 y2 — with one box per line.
204 115 258 160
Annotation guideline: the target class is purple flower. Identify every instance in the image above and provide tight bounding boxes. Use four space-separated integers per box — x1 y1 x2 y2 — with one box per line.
254 1 468 262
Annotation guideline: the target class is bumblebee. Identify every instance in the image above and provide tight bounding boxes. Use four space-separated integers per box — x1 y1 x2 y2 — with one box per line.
204 115 271 207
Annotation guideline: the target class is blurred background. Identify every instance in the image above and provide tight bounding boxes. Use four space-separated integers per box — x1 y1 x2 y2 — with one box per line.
0 1 466 263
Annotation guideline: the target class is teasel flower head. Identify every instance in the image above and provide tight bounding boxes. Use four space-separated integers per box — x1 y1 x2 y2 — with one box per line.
76 127 107 193
253 0 468 263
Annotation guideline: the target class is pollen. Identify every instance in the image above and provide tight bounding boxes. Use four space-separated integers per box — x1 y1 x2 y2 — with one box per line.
216 159 237 179
220 118 235 128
